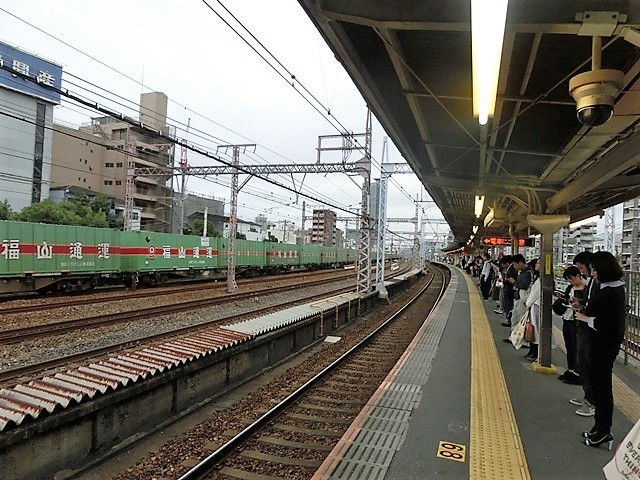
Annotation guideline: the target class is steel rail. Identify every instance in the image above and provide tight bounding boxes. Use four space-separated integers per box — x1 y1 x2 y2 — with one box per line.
178 265 446 480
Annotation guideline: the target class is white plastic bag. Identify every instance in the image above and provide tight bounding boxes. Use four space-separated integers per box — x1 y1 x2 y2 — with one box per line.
603 418 640 479
509 313 528 350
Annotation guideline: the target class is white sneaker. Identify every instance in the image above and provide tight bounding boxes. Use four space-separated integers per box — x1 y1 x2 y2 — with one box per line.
569 398 583 406
575 402 595 417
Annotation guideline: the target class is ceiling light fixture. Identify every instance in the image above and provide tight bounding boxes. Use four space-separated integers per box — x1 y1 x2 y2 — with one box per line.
471 0 509 125
474 195 485 218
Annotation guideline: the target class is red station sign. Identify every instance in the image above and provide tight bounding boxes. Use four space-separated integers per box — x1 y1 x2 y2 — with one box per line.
482 237 534 247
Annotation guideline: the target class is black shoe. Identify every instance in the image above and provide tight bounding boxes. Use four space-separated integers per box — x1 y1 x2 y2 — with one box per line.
501 322 511 327
584 433 613 450
563 373 582 385
558 371 568 381
502 338 512 343
582 426 598 438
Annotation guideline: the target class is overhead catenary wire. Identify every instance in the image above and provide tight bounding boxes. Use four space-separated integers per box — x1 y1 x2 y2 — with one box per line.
0 5 446 237
0 7 362 214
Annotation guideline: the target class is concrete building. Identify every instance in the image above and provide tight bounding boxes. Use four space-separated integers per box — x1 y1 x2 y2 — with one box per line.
268 220 298 244
0 41 63 212
51 92 176 232
622 198 640 271
176 191 225 234
311 209 337 245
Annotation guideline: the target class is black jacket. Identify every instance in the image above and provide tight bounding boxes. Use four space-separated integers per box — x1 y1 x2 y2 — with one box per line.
584 282 626 352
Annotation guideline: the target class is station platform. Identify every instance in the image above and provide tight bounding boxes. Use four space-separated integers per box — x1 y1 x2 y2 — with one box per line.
312 266 640 479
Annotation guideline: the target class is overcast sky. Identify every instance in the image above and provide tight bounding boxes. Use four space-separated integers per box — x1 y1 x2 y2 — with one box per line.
0 0 448 243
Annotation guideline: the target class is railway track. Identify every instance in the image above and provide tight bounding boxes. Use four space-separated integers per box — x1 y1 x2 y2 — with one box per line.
0 269 355 315
0 276 359 344
168 265 447 480
0 265 411 387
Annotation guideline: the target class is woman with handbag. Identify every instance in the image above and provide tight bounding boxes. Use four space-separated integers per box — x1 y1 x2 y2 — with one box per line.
523 258 540 360
575 251 626 450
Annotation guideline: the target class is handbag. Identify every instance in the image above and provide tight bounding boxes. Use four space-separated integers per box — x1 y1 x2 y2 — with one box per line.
524 319 535 343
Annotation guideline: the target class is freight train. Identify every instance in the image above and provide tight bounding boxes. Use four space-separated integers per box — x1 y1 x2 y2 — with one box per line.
0 220 357 294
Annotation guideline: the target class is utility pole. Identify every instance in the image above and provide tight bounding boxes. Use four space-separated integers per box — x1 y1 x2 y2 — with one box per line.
217 143 256 293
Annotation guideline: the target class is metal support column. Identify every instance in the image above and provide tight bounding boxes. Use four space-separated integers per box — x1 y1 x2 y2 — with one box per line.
356 110 373 294
228 147 240 293
123 139 136 231
528 214 570 369
375 138 389 300
217 143 256 293
412 203 420 269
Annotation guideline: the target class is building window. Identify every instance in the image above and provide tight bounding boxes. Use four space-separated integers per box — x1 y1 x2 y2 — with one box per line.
115 180 122 185
105 162 114 168
104 180 113 186
116 162 123 167
112 129 127 140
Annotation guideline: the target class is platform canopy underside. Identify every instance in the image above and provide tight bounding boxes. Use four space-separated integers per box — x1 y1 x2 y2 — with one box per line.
299 0 640 243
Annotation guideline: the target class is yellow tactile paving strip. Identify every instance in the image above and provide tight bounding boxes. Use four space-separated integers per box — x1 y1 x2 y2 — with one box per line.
465 274 531 480
552 325 640 423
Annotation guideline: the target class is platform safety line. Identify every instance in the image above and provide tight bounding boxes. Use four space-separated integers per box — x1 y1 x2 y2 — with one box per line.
552 324 640 423
465 274 531 480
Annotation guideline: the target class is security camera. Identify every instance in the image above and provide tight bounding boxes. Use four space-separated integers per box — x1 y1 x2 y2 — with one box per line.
569 69 624 127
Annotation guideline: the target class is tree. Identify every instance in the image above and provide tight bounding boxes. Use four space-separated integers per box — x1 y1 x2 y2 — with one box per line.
264 233 279 242
236 232 246 240
13 197 111 227
0 200 13 220
87 194 123 228
14 199 79 225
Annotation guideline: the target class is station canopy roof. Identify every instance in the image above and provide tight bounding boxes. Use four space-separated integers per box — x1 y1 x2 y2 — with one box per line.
299 0 640 244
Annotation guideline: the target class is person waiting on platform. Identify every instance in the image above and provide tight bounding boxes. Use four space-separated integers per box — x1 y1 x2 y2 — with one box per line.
510 255 534 328
500 254 523 327
571 251 599 418
575 251 626 450
494 256 512 316
479 253 494 300
523 258 540 360
553 266 587 385
496 256 518 327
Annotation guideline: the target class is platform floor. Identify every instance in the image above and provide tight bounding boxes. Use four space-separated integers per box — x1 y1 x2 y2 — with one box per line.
312 266 640 479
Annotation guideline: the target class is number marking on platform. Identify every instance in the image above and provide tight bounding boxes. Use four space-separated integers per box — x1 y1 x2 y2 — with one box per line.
437 441 466 462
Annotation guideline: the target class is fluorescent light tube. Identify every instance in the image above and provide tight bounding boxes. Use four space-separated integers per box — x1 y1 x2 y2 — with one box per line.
471 0 509 125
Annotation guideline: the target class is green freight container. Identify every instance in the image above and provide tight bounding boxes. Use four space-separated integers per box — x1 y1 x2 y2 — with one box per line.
336 247 353 263
265 243 301 267
321 245 338 264
119 230 220 273
234 239 266 267
300 244 323 266
0 220 120 277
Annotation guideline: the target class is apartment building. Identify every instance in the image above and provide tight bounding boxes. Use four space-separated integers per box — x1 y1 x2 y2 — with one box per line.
51 92 176 232
311 209 337 246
